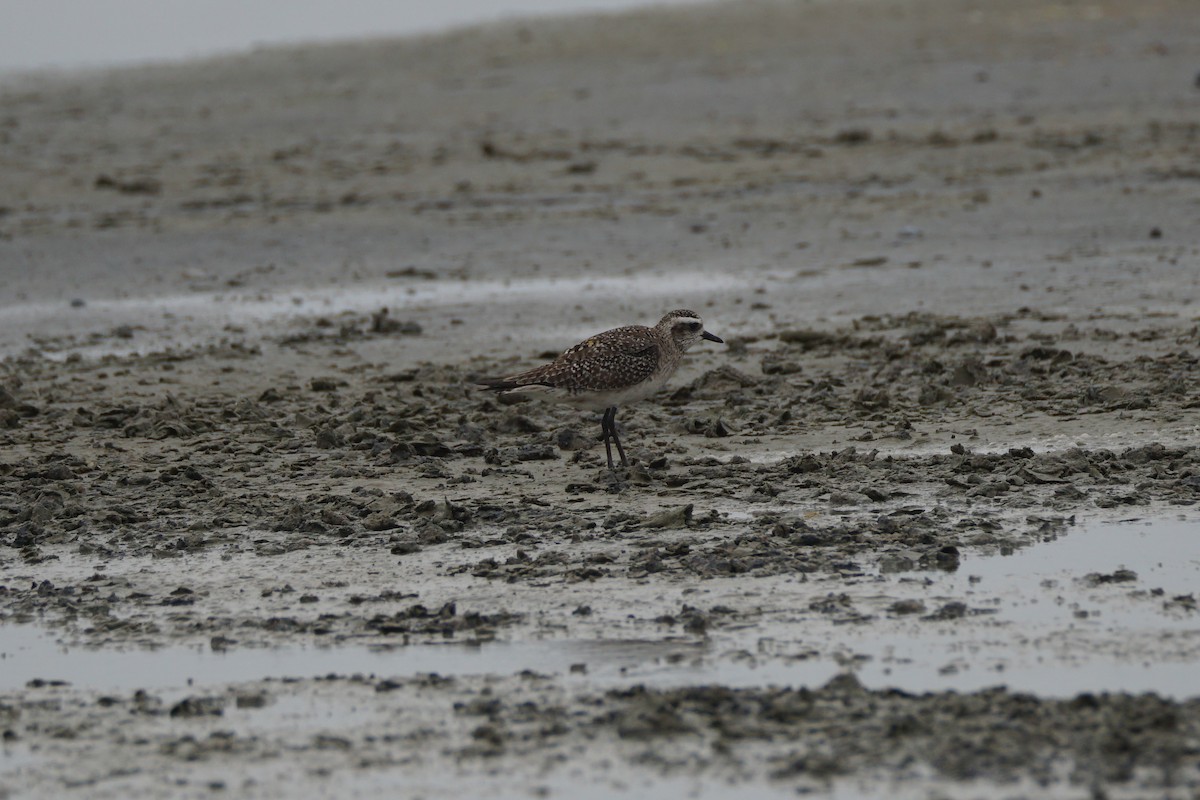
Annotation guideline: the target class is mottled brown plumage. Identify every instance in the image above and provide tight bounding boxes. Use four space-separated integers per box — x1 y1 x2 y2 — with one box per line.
487 325 659 395
480 310 724 469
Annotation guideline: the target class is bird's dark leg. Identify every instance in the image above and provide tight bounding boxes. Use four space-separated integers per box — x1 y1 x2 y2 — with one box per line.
600 407 616 470
609 406 628 468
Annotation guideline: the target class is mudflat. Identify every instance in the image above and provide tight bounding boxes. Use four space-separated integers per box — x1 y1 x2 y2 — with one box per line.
2 0 1199 796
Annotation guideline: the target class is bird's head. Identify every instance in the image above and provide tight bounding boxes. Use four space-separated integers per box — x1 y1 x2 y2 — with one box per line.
658 309 724 351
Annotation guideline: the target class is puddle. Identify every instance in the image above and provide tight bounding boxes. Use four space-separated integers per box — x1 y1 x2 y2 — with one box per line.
724 517 1200 697
924 515 1198 656
0 626 705 694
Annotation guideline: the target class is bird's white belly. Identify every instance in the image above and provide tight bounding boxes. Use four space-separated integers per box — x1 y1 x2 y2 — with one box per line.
570 376 670 410
507 371 673 411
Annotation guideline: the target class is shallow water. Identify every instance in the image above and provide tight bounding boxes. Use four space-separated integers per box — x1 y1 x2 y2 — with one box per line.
1 518 1196 700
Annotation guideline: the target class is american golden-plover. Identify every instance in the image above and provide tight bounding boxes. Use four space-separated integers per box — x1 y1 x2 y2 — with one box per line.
480 309 724 469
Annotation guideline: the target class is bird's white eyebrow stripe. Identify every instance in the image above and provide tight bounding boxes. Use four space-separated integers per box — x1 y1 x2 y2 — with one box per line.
671 316 702 325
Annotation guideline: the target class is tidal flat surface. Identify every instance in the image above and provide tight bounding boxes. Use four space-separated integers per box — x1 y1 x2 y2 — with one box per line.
2 0 1200 796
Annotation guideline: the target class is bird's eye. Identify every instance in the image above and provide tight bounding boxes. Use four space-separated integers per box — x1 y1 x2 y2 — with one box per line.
687 322 702 332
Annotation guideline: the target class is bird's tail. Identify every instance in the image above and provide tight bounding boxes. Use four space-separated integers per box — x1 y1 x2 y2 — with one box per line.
477 377 521 392
478 374 559 396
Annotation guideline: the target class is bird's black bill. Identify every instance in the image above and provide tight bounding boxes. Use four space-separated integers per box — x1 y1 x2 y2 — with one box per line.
702 331 724 344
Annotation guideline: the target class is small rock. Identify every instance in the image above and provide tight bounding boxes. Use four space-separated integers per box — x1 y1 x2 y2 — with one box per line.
169 696 226 718
516 444 558 461
557 428 589 451
235 692 268 709
823 672 866 694
1083 569 1137 586
643 504 694 529
889 599 927 615
370 308 422 335
924 601 968 621
315 428 343 449
918 385 952 406
40 464 76 481
363 513 400 531
409 440 452 457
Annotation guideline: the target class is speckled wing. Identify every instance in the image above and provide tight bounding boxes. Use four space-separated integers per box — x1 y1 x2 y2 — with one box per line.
484 325 661 394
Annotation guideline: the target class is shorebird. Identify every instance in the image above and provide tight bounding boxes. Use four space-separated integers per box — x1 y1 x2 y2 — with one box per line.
479 310 724 470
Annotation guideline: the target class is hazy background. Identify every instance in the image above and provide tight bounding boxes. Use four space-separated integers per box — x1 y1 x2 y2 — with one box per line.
0 0 704 73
